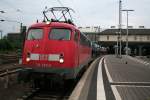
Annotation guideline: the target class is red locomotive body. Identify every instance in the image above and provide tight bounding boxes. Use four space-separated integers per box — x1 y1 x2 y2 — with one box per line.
19 7 92 83
20 21 92 80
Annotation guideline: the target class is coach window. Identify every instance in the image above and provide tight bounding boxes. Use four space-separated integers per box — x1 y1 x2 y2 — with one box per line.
49 28 71 40
27 29 43 40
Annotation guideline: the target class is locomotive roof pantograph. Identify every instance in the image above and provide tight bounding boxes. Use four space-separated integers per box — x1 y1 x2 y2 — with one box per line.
43 7 75 25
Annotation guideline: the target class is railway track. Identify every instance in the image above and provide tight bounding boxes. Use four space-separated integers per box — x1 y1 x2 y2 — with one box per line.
0 54 19 64
17 81 77 100
17 59 94 100
0 67 22 77
0 63 22 77
0 65 23 88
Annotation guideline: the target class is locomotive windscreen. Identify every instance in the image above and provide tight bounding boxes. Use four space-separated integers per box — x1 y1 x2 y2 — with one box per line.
27 29 43 40
49 28 71 40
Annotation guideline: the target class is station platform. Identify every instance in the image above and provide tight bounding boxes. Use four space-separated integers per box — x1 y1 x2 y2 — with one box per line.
69 55 150 100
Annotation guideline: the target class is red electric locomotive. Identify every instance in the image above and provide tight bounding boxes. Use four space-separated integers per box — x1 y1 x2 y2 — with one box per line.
19 7 92 83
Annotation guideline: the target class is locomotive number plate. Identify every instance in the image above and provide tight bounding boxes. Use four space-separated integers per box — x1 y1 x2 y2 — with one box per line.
48 54 60 61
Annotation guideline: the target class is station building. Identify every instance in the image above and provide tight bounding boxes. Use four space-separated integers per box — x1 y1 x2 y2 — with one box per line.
78 26 100 42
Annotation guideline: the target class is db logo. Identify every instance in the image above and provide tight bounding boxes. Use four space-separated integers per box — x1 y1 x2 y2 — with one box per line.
39 54 48 60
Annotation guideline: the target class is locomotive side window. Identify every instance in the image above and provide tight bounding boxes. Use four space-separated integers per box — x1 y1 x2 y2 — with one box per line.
27 29 43 40
49 28 71 40
74 31 79 42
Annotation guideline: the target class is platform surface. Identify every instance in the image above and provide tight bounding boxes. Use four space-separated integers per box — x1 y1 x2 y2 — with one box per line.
69 55 150 100
105 55 150 100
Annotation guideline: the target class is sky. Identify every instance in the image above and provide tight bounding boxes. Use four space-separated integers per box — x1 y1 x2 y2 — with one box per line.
0 0 150 36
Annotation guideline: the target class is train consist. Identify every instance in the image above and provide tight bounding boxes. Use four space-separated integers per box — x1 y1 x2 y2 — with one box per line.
18 7 93 84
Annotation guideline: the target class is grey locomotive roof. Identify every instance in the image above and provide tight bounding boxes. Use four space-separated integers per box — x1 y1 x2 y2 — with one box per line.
99 29 150 35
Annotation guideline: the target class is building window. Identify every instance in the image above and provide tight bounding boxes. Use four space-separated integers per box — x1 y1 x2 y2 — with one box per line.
107 35 109 40
134 36 137 40
147 36 150 40
139 36 142 41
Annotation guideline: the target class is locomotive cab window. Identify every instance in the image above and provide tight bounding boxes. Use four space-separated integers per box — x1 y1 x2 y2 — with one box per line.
27 29 43 40
49 28 71 40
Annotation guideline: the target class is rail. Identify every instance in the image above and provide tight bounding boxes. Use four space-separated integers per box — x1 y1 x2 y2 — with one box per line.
0 68 22 77
17 88 70 100
0 66 23 88
17 88 40 100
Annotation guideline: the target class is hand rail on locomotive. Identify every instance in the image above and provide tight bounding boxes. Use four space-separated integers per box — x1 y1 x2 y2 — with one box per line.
43 7 75 25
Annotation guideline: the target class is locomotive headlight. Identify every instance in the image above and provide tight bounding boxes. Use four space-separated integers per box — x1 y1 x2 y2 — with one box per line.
59 54 64 63
59 58 64 63
26 52 31 62
26 57 30 62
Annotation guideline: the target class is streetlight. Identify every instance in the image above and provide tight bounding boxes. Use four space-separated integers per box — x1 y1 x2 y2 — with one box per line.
0 30 2 39
122 9 134 55
0 10 5 39
115 0 125 58
115 31 120 57
0 20 4 39
117 0 122 58
0 19 5 22
0 10 5 13
0 19 22 33
94 26 100 42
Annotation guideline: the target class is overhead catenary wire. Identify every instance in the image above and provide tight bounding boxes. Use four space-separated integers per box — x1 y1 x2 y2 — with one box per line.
57 0 64 7
70 0 87 26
